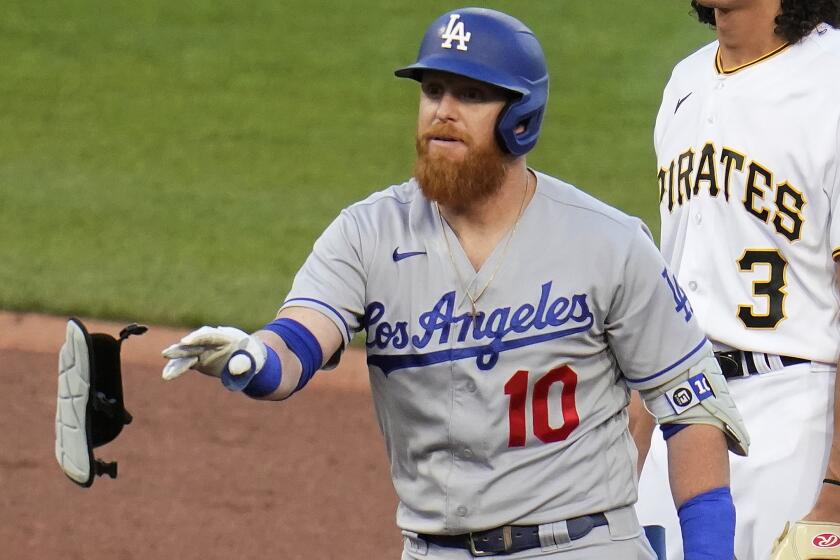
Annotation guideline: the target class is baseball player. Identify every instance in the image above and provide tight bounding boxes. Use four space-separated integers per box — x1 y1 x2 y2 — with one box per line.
631 1 840 559
162 8 748 559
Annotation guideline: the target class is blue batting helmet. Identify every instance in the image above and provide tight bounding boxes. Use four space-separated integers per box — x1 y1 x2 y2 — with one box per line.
395 7 549 156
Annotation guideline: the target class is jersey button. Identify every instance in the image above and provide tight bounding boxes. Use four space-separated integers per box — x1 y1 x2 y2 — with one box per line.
461 448 474 460
694 213 702 225
465 380 477 392
688 281 698 291
456 506 468 517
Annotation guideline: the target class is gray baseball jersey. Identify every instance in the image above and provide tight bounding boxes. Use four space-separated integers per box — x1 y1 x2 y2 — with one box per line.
282 171 709 534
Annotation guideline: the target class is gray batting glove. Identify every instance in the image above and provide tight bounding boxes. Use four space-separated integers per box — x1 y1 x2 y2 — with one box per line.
161 326 267 381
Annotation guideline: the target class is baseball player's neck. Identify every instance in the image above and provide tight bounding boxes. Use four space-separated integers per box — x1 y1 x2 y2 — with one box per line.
439 163 534 271
714 4 786 70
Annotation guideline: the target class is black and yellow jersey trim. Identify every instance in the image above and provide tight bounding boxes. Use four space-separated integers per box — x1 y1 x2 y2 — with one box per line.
832 247 840 260
715 42 791 74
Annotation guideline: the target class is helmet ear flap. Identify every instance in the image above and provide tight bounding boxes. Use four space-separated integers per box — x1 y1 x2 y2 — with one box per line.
493 97 517 155
496 94 546 156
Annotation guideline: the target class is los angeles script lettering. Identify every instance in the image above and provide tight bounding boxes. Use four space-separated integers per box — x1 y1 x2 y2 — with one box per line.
364 281 592 351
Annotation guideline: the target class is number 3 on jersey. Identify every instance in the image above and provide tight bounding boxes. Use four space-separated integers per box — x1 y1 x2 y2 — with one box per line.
504 366 580 447
738 249 788 329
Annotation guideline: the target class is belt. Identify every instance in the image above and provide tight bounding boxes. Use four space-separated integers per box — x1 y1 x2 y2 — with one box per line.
715 350 808 379
419 513 608 556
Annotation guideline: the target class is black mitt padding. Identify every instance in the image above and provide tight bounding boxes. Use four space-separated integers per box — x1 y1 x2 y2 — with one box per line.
55 317 147 487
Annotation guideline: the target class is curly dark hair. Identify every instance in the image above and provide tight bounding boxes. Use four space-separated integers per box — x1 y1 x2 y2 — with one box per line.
691 0 839 43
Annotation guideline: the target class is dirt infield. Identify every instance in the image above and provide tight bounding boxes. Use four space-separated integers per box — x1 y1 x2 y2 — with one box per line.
0 312 402 560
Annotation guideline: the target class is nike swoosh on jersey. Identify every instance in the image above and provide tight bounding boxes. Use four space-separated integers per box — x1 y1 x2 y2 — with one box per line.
674 92 693 114
392 248 427 262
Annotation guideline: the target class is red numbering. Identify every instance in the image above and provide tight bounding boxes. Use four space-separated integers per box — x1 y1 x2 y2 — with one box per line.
813 533 840 548
504 365 580 447
505 370 529 447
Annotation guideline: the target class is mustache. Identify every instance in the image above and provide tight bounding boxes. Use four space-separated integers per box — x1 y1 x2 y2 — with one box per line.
418 124 471 145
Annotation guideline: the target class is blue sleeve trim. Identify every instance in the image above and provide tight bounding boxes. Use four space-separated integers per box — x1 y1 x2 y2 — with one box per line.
243 345 283 398
660 423 689 440
678 486 735 560
263 318 323 394
626 337 708 385
282 297 352 341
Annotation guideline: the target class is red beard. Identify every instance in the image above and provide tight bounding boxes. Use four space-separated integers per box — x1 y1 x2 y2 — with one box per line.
414 124 509 211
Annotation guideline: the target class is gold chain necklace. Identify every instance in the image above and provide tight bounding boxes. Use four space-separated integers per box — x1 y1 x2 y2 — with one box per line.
437 170 531 318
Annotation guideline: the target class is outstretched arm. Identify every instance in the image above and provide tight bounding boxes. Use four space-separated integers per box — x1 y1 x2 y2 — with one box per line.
251 307 344 400
161 306 344 400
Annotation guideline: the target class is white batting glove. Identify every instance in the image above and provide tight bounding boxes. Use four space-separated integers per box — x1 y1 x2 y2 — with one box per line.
161 326 267 381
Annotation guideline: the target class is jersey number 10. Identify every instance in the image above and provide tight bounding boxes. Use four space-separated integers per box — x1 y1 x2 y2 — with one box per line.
504 365 580 447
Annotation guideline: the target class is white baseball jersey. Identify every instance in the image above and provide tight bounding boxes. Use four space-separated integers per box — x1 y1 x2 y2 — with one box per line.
637 24 840 560
282 171 709 534
655 24 840 363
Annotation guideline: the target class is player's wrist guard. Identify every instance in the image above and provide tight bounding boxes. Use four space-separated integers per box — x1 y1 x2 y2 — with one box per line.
262 318 322 394
219 318 323 398
221 341 282 398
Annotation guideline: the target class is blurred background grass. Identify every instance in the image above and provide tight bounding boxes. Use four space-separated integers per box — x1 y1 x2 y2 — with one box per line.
0 1 713 330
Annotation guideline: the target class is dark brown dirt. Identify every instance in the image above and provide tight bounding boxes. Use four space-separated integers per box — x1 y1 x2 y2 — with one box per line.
0 313 402 560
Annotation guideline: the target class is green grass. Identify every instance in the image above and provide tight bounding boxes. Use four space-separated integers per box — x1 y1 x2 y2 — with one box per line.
0 1 714 329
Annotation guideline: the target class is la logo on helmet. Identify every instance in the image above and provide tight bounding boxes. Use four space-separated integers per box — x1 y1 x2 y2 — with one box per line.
440 14 471 51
